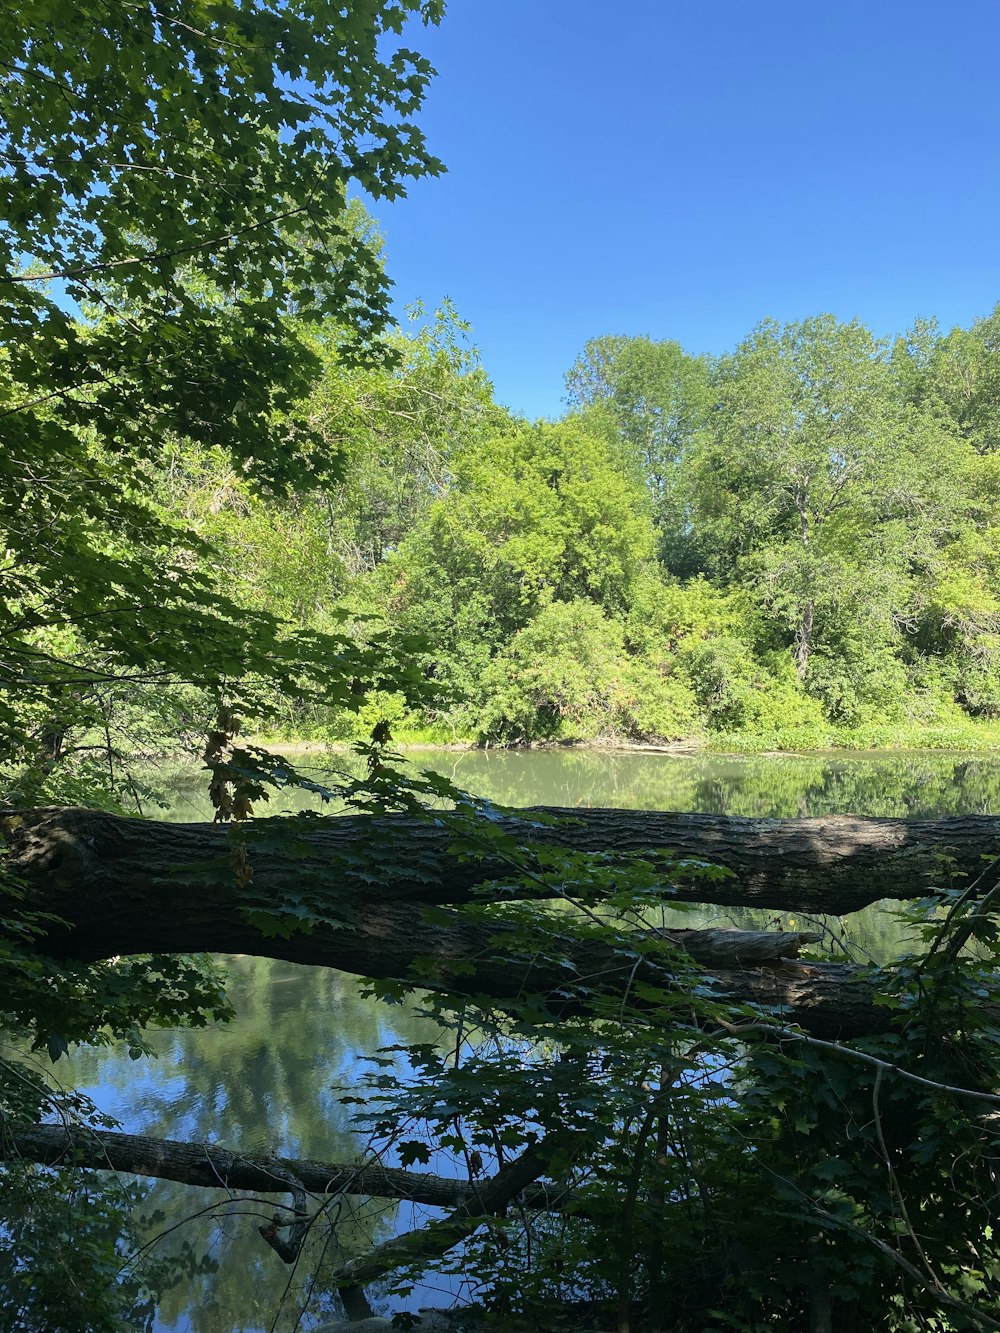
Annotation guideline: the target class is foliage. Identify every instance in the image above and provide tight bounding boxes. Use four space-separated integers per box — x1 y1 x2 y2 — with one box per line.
340 825 1000 1331
0 0 446 800
308 299 505 577
39 301 1000 756
7 2 1000 1326
0 1 449 1319
479 599 699 745
0 1166 156 1333
921 305 1000 455
209 304 1000 753
678 637 827 742
2 0 444 353
425 419 655 620
358 418 657 734
564 333 712 565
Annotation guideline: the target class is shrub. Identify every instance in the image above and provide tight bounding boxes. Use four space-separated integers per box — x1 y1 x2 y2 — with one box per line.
478 601 624 744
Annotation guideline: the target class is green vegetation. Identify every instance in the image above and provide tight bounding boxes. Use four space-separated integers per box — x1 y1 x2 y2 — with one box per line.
7 3 1000 1333
0 2 446 1325
147 302 1000 753
8 0 1000 763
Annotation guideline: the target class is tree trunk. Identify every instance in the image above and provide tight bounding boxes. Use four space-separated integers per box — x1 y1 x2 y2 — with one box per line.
795 598 815 678
5 1123 557 1211
4 805 997 1328
5 804 1000 917
1 804 977 1039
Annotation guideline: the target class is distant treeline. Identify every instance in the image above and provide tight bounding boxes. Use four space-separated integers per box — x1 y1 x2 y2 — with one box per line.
163 300 1000 750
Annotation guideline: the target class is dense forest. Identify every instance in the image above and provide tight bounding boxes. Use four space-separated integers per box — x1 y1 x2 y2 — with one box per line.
152 295 1000 756
9 160 1000 784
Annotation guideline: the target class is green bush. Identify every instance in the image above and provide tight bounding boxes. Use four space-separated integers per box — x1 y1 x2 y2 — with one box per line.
477 600 704 745
677 638 829 747
806 643 911 727
953 633 1000 717
611 657 701 742
623 571 734 658
478 600 624 743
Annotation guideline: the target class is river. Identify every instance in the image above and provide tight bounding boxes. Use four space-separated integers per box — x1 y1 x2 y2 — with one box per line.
50 747 1000 1331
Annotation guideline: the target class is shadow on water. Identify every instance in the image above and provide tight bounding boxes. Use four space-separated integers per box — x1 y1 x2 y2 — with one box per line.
53 747 1000 1330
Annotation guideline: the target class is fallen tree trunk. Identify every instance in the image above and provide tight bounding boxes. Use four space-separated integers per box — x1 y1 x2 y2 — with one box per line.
4 805 997 918
5 1123 570 1212
2 802 985 1039
0 807 906 1038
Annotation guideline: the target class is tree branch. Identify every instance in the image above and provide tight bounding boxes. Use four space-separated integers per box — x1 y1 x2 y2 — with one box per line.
3 1123 550 1211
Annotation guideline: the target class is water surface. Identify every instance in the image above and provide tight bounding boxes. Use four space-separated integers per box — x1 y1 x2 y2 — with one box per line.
54 747 1000 1331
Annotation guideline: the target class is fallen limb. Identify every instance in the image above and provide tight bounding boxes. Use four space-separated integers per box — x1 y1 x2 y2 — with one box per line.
329 1137 566 1290
2 1123 576 1213
0 860 886 1038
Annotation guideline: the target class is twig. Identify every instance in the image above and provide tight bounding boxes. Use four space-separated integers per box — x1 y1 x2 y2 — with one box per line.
715 1019 1000 1106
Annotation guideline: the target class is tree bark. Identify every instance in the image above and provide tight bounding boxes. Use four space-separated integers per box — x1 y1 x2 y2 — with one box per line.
4 1123 568 1212
0 806 927 1039
796 598 815 678
5 804 999 917
328 1137 566 1290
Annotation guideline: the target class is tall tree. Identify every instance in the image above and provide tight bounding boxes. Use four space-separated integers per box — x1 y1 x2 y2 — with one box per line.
0 0 446 799
0 6 448 1318
922 303 1000 454
372 419 657 718
892 309 1000 718
682 316 959 689
564 334 711 565
309 301 502 577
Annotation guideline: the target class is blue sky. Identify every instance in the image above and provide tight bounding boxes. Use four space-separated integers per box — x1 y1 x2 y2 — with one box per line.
373 0 1000 420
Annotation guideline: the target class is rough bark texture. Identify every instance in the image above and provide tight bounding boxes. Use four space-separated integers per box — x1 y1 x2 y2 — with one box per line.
3 806 994 1328
4 804 999 916
0 806 908 1039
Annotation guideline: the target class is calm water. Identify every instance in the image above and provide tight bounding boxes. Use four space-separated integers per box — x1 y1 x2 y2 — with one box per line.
53 748 1000 1331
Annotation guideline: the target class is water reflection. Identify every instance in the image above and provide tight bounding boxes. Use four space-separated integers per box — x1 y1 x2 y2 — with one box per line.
57 747 1000 1330
158 746 1000 824
424 747 1000 820
61 961 452 1332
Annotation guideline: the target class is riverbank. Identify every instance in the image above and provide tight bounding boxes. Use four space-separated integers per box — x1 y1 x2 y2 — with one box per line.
247 718 1000 759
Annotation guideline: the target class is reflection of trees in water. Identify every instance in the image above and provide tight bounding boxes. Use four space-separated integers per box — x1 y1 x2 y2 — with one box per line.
74 749 1000 1324
58 961 446 1331
137 1179 399 1333
433 748 1000 821
67 962 442 1150
157 746 1000 825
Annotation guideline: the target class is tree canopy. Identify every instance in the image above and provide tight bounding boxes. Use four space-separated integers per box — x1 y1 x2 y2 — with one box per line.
0 0 445 802
7 3 1000 1330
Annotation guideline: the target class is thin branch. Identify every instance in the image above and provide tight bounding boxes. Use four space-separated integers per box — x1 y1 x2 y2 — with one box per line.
328 1137 568 1289
871 1066 942 1288
1 1123 573 1214
717 1018 1000 1107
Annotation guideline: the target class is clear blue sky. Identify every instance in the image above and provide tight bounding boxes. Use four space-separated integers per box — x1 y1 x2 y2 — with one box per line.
372 0 1000 420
